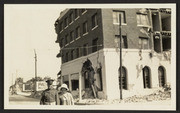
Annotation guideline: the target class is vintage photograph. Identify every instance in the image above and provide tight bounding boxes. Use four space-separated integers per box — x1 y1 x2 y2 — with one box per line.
4 4 176 110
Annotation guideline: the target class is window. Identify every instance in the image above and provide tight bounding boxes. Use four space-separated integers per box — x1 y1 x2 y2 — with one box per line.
60 38 64 47
83 21 88 34
65 34 69 45
75 9 80 19
92 13 98 28
59 22 63 32
113 11 126 24
119 67 128 90
76 48 80 58
65 52 69 62
71 49 75 60
64 17 68 27
143 66 151 88
71 80 79 90
115 35 128 48
92 38 98 52
70 31 74 41
81 9 87 14
139 37 149 49
158 66 166 87
69 12 73 24
75 26 80 38
83 43 88 56
137 14 150 26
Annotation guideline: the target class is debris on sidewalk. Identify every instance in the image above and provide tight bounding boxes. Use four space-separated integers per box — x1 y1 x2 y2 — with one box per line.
74 89 171 105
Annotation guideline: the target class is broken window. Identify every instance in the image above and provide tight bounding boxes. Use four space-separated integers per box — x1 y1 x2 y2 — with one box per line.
161 13 171 31
136 14 150 26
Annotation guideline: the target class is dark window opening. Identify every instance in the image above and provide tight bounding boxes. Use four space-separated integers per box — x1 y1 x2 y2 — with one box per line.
161 14 171 31
64 17 68 27
158 66 166 87
162 38 171 51
60 38 64 47
153 34 161 52
84 72 90 88
143 66 151 88
92 38 98 52
92 13 98 28
69 12 73 23
76 48 80 58
83 21 88 34
81 9 87 14
75 26 80 38
65 34 69 44
97 68 103 91
70 31 74 41
65 52 69 62
119 67 127 90
75 9 80 19
71 80 79 91
59 22 63 31
71 49 75 60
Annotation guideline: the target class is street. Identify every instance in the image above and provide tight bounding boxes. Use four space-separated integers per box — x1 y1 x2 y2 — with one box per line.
9 94 40 105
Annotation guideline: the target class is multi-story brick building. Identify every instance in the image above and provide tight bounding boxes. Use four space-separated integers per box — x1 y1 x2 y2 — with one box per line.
54 8 171 99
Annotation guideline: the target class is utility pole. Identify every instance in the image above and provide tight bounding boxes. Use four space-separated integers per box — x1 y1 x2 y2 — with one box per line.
34 49 37 91
34 49 37 80
119 14 123 100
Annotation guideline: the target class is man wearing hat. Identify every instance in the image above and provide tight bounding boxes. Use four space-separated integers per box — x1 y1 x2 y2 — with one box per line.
40 79 59 105
58 84 74 105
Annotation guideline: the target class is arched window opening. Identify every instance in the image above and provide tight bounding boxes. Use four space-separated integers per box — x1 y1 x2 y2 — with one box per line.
158 66 166 87
119 66 128 90
142 66 151 88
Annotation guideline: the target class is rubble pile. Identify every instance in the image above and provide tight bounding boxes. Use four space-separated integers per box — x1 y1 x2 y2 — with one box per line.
124 90 171 103
74 90 171 105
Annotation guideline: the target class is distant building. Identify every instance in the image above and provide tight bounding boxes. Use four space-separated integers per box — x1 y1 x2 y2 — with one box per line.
54 8 171 99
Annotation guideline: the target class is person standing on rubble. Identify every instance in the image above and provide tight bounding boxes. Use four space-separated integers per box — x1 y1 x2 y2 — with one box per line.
58 84 74 105
40 79 59 105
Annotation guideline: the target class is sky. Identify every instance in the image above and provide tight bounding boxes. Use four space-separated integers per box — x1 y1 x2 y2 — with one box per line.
4 5 65 85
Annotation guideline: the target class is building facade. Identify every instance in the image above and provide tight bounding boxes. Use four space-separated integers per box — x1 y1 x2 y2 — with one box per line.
54 8 171 99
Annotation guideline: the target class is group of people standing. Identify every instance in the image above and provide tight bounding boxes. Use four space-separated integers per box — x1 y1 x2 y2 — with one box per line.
40 79 74 105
